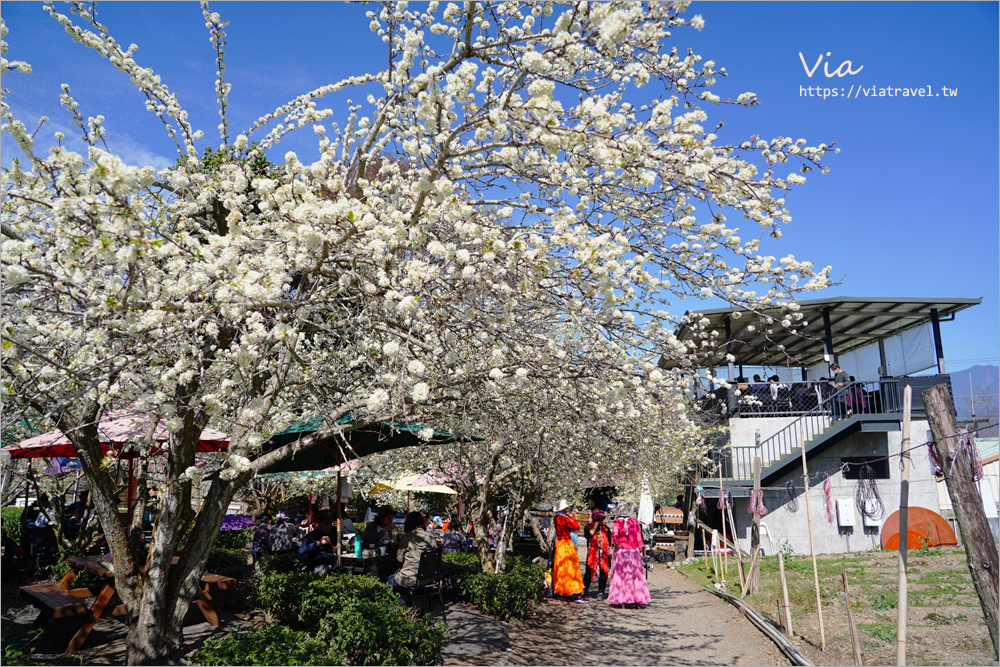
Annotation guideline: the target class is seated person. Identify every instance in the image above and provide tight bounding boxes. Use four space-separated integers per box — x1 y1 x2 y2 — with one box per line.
252 514 272 560
442 514 464 554
361 507 397 547
338 506 357 538
387 511 438 591
299 510 337 574
269 513 298 553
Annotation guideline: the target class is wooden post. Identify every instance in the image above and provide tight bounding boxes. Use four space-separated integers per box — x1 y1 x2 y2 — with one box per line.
843 571 865 666
922 384 999 658
799 423 826 651
778 551 794 636
896 386 911 666
750 456 762 595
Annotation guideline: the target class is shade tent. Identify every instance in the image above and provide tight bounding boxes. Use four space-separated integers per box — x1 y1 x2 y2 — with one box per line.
257 415 478 475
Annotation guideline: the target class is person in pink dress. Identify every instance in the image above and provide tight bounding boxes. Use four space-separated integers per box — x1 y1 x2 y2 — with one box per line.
607 503 651 608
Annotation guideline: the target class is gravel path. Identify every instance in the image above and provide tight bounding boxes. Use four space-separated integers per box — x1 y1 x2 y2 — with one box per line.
496 565 793 666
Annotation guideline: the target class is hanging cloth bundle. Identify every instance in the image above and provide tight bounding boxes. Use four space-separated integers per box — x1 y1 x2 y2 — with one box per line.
958 429 984 481
748 489 768 516
822 473 835 524
784 481 799 513
855 462 885 520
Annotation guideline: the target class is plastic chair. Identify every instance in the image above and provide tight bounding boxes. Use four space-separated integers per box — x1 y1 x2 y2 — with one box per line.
404 548 444 612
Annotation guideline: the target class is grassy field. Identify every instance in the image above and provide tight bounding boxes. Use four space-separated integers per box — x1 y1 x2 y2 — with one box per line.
676 545 996 666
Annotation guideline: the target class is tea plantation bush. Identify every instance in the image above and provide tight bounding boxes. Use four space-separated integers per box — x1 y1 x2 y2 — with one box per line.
448 554 544 620
192 625 330 666
251 571 445 665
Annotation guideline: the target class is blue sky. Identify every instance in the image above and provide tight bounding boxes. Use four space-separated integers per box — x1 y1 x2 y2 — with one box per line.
3 1 997 372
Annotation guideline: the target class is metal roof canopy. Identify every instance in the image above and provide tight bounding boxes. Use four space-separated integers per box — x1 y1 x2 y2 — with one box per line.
658 296 981 372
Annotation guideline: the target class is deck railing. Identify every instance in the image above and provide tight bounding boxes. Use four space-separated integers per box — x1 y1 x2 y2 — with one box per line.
718 379 905 481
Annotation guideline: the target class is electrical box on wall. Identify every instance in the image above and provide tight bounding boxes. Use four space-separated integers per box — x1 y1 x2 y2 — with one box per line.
836 498 856 527
862 511 881 529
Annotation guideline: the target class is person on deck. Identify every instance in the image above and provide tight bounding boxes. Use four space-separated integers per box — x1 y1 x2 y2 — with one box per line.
583 509 611 601
607 503 651 608
552 499 587 603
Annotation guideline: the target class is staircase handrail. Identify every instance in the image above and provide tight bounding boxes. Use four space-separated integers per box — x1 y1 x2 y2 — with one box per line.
724 380 902 481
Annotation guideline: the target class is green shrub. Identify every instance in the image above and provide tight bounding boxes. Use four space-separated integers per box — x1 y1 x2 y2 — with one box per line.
254 570 319 624
453 556 544 620
319 596 446 666
1 507 24 545
191 625 332 666
253 572 445 665
297 574 400 628
206 548 249 580
215 527 254 551
258 551 307 574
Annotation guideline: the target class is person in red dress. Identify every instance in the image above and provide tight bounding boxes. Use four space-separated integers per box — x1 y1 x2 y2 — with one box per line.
583 509 611 601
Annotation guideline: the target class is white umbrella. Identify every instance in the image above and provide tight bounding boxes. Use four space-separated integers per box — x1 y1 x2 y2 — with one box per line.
639 474 655 526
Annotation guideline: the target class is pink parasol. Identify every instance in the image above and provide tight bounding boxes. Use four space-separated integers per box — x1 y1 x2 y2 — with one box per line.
5 409 229 459
4 410 229 515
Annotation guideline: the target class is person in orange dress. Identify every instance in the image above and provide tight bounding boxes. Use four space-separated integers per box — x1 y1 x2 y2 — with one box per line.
552 499 587 603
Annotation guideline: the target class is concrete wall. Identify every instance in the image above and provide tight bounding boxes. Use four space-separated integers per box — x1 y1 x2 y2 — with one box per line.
725 420 939 555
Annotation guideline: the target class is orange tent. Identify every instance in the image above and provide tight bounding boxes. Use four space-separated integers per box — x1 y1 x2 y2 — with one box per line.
880 507 957 550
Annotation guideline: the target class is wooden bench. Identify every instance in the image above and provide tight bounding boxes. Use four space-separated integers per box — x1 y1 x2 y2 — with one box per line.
19 583 92 620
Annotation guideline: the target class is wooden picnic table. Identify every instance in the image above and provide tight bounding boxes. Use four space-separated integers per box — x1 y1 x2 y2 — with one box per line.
20 555 235 653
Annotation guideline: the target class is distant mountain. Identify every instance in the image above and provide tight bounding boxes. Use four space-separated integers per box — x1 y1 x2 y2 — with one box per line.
950 364 999 422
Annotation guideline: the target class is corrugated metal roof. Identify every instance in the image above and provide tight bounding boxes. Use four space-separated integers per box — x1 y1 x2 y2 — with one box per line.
977 437 999 461
658 296 981 370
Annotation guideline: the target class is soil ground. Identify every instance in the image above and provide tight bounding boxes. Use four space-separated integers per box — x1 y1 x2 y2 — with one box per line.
677 545 997 667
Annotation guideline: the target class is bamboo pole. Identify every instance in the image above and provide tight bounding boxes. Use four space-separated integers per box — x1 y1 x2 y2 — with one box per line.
711 529 720 581
718 464 728 579
740 547 761 600
727 502 747 592
750 456 762 595
702 527 710 573
843 571 865 666
896 386 911 666
778 551 794 636
799 422 826 651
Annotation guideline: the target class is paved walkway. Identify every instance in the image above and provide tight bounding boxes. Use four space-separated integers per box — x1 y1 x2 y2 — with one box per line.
443 562 792 666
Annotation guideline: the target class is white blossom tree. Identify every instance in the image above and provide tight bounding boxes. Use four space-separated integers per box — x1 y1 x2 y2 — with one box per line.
2 1 834 662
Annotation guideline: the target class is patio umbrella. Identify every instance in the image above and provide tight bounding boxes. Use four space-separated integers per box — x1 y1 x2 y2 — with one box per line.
369 472 456 513
638 474 655 526
4 410 229 459
3 410 229 513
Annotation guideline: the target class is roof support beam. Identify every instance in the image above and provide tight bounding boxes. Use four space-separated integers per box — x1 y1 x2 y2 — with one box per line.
930 309 946 374
822 307 836 366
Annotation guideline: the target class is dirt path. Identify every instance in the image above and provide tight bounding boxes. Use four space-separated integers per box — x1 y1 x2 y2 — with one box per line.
496 565 791 666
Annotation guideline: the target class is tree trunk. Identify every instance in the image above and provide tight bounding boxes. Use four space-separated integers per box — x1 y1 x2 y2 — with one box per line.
922 384 999 659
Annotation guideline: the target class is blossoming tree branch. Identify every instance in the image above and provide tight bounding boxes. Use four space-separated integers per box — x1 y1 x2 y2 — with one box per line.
2 1 833 662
